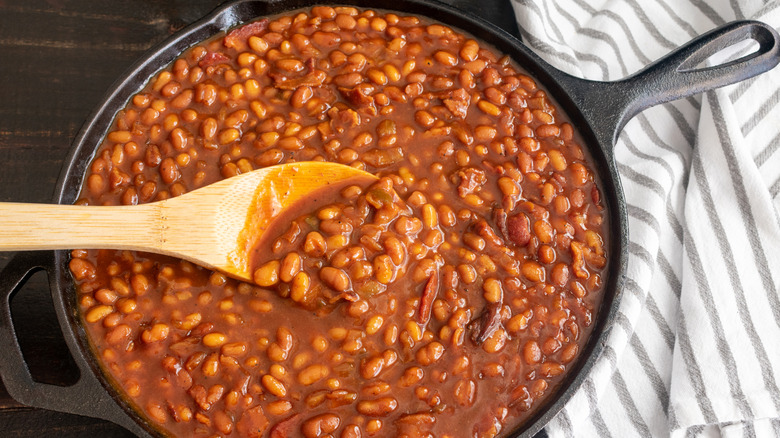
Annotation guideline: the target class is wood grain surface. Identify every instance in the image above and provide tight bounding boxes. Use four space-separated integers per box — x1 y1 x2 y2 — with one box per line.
0 0 518 436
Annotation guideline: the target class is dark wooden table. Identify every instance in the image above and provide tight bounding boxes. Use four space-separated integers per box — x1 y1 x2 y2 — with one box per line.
0 0 519 436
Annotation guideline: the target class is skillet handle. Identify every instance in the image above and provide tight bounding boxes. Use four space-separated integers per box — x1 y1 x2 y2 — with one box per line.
0 252 148 436
560 20 780 151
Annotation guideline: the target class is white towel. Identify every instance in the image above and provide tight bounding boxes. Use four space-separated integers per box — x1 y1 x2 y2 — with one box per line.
508 0 780 437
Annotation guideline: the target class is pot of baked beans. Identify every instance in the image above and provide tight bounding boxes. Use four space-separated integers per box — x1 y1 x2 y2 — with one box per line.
0 1 777 437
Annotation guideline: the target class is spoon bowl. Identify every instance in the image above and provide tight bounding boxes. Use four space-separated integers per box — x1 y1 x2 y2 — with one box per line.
0 162 377 282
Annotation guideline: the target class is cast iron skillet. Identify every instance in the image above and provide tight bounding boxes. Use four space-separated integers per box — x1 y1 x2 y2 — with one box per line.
0 0 778 436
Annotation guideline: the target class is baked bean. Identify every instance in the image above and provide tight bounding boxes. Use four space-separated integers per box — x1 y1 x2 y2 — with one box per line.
291 86 313 108
261 374 287 397
254 260 280 287
523 341 542 365
357 397 398 417
561 343 579 363
203 332 227 348
298 364 329 385
304 232 327 257
279 253 302 283
478 100 500 117
302 413 340 438
361 356 385 379
290 272 311 303
434 50 458 66
415 341 444 365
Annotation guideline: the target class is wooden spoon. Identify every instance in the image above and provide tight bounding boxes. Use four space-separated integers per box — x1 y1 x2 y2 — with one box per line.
0 162 377 282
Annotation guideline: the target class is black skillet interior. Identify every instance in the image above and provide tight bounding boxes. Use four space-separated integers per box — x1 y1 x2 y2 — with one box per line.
0 0 776 437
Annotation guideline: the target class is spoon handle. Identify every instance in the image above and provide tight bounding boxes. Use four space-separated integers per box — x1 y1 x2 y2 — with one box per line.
0 202 160 252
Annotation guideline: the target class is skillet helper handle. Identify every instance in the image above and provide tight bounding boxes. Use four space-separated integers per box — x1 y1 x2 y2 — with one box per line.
619 20 780 121
562 20 780 150
0 252 148 435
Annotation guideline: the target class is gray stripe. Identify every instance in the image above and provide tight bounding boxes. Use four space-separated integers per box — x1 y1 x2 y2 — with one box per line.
627 112 694 168
617 163 665 198
646 293 676 351
753 0 780 19
754 128 780 167
677 313 718 423
685 424 706 437
627 204 660 234
578 28 630 75
635 111 694 167
682 230 754 418
618 161 685 242
690 0 727 25
656 104 698 147
539 0 567 45
557 409 575 438
614 311 632 333
603 343 618 366
623 276 676 351
518 0 566 46
773 418 780 437
611 370 654 436
571 0 595 14
711 94 780 329
656 252 682 301
740 86 780 136
771 176 780 198
623 0 677 49
729 76 757 102
746 421 757 438
623 128 678 183
584 378 613 438
510 0 578 67
686 95 702 112
668 398 680 429
730 0 745 19
651 0 699 39
624 277 644 300
615 312 671 415
629 241 654 271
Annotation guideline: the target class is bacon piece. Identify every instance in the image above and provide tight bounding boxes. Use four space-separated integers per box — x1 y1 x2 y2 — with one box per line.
224 19 269 49
443 88 471 119
327 107 361 130
198 52 230 68
271 70 327 90
418 270 439 325
339 86 374 108
188 385 210 411
236 405 270 438
473 219 504 247
269 414 299 438
456 167 486 198
494 208 509 240
469 302 502 345
571 241 588 278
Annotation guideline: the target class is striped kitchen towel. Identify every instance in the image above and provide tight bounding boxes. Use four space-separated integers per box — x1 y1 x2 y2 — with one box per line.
509 0 780 437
